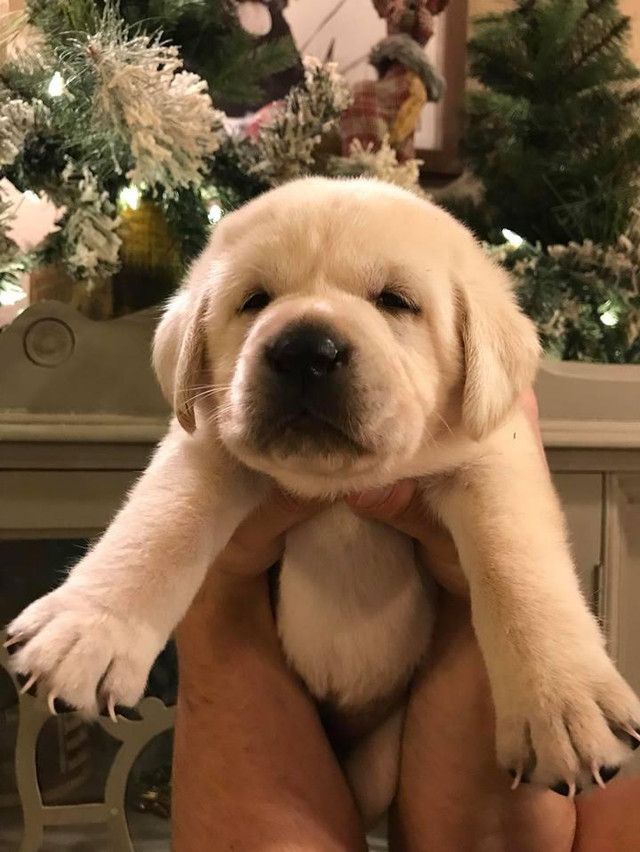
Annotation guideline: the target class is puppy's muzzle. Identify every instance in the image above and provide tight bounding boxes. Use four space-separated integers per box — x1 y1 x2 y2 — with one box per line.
252 321 364 455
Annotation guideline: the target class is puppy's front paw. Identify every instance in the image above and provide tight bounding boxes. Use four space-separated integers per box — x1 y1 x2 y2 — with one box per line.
6 586 162 718
494 652 640 795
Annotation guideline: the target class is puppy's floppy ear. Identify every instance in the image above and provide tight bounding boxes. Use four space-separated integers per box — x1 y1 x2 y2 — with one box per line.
456 248 540 440
152 285 210 433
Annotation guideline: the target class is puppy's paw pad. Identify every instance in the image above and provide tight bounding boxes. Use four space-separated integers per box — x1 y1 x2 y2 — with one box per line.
549 781 572 797
592 764 620 787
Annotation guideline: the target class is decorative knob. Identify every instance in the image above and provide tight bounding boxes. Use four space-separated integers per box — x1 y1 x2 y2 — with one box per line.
24 318 75 367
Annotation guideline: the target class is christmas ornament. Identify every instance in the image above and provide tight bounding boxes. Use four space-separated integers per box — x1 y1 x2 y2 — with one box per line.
236 1 273 37
372 0 449 44
340 0 448 161
0 0 421 324
113 199 181 315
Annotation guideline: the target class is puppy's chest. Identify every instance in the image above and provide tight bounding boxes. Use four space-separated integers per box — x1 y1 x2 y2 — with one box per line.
276 505 435 710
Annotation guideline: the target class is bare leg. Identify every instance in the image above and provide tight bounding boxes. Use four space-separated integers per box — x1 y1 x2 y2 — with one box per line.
390 595 577 852
172 572 366 852
574 777 640 851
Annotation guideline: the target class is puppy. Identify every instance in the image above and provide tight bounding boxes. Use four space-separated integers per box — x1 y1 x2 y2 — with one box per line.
8 177 640 823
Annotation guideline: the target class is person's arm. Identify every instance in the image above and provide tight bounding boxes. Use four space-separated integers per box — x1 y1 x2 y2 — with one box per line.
348 392 577 852
172 490 366 852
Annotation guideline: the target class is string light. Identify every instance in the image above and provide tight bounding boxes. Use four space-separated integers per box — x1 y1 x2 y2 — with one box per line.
501 228 525 248
600 309 619 327
0 284 26 307
207 202 223 224
118 184 142 211
47 71 65 98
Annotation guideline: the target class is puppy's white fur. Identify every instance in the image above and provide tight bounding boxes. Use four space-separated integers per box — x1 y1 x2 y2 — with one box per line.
10 178 640 823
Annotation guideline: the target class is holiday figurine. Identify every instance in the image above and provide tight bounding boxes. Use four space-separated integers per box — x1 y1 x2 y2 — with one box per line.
340 0 449 161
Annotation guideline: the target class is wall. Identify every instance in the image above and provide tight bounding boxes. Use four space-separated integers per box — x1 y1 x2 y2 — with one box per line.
468 0 640 65
3 0 639 65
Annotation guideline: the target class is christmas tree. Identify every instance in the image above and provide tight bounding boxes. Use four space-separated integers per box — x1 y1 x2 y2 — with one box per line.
465 0 640 246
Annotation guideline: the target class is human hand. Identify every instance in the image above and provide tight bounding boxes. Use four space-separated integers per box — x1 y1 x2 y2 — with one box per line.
211 488 323 583
176 489 323 681
346 390 542 596
346 478 468 596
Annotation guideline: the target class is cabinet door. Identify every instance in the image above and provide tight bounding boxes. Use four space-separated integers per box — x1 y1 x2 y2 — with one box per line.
552 472 603 607
549 472 640 777
603 474 640 774
0 468 174 852
0 470 139 537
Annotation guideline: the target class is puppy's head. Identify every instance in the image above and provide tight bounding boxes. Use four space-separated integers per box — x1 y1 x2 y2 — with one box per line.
153 178 539 494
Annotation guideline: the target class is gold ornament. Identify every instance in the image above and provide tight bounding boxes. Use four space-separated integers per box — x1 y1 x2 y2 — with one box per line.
112 199 181 316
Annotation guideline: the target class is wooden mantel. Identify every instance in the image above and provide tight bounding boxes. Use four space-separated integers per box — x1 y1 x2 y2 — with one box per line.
536 360 640 450
1 300 639 451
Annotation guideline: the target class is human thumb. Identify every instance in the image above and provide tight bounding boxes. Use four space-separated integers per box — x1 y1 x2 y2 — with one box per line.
346 480 429 540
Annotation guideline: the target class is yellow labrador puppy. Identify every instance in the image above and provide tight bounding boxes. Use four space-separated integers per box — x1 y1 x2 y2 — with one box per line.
8 178 640 822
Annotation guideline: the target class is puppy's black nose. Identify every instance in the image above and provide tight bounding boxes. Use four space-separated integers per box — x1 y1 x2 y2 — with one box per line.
265 323 349 378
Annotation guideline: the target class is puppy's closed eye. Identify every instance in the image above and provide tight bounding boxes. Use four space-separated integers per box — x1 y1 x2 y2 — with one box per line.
375 288 421 315
239 289 271 313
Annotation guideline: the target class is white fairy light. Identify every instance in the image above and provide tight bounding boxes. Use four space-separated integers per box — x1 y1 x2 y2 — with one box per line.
47 72 66 98
118 184 141 211
207 202 223 224
0 283 26 307
600 309 619 327
502 228 525 248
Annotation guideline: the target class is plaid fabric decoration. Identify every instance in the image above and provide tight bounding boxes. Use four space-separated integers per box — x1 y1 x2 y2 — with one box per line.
340 66 425 161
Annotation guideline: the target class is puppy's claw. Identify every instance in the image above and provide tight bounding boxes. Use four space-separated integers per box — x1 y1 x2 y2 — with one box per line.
624 725 640 750
4 636 24 656
18 673 38 695
591 764 606 790
508 768 523 790
47 693 57 715
107 695 118 724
